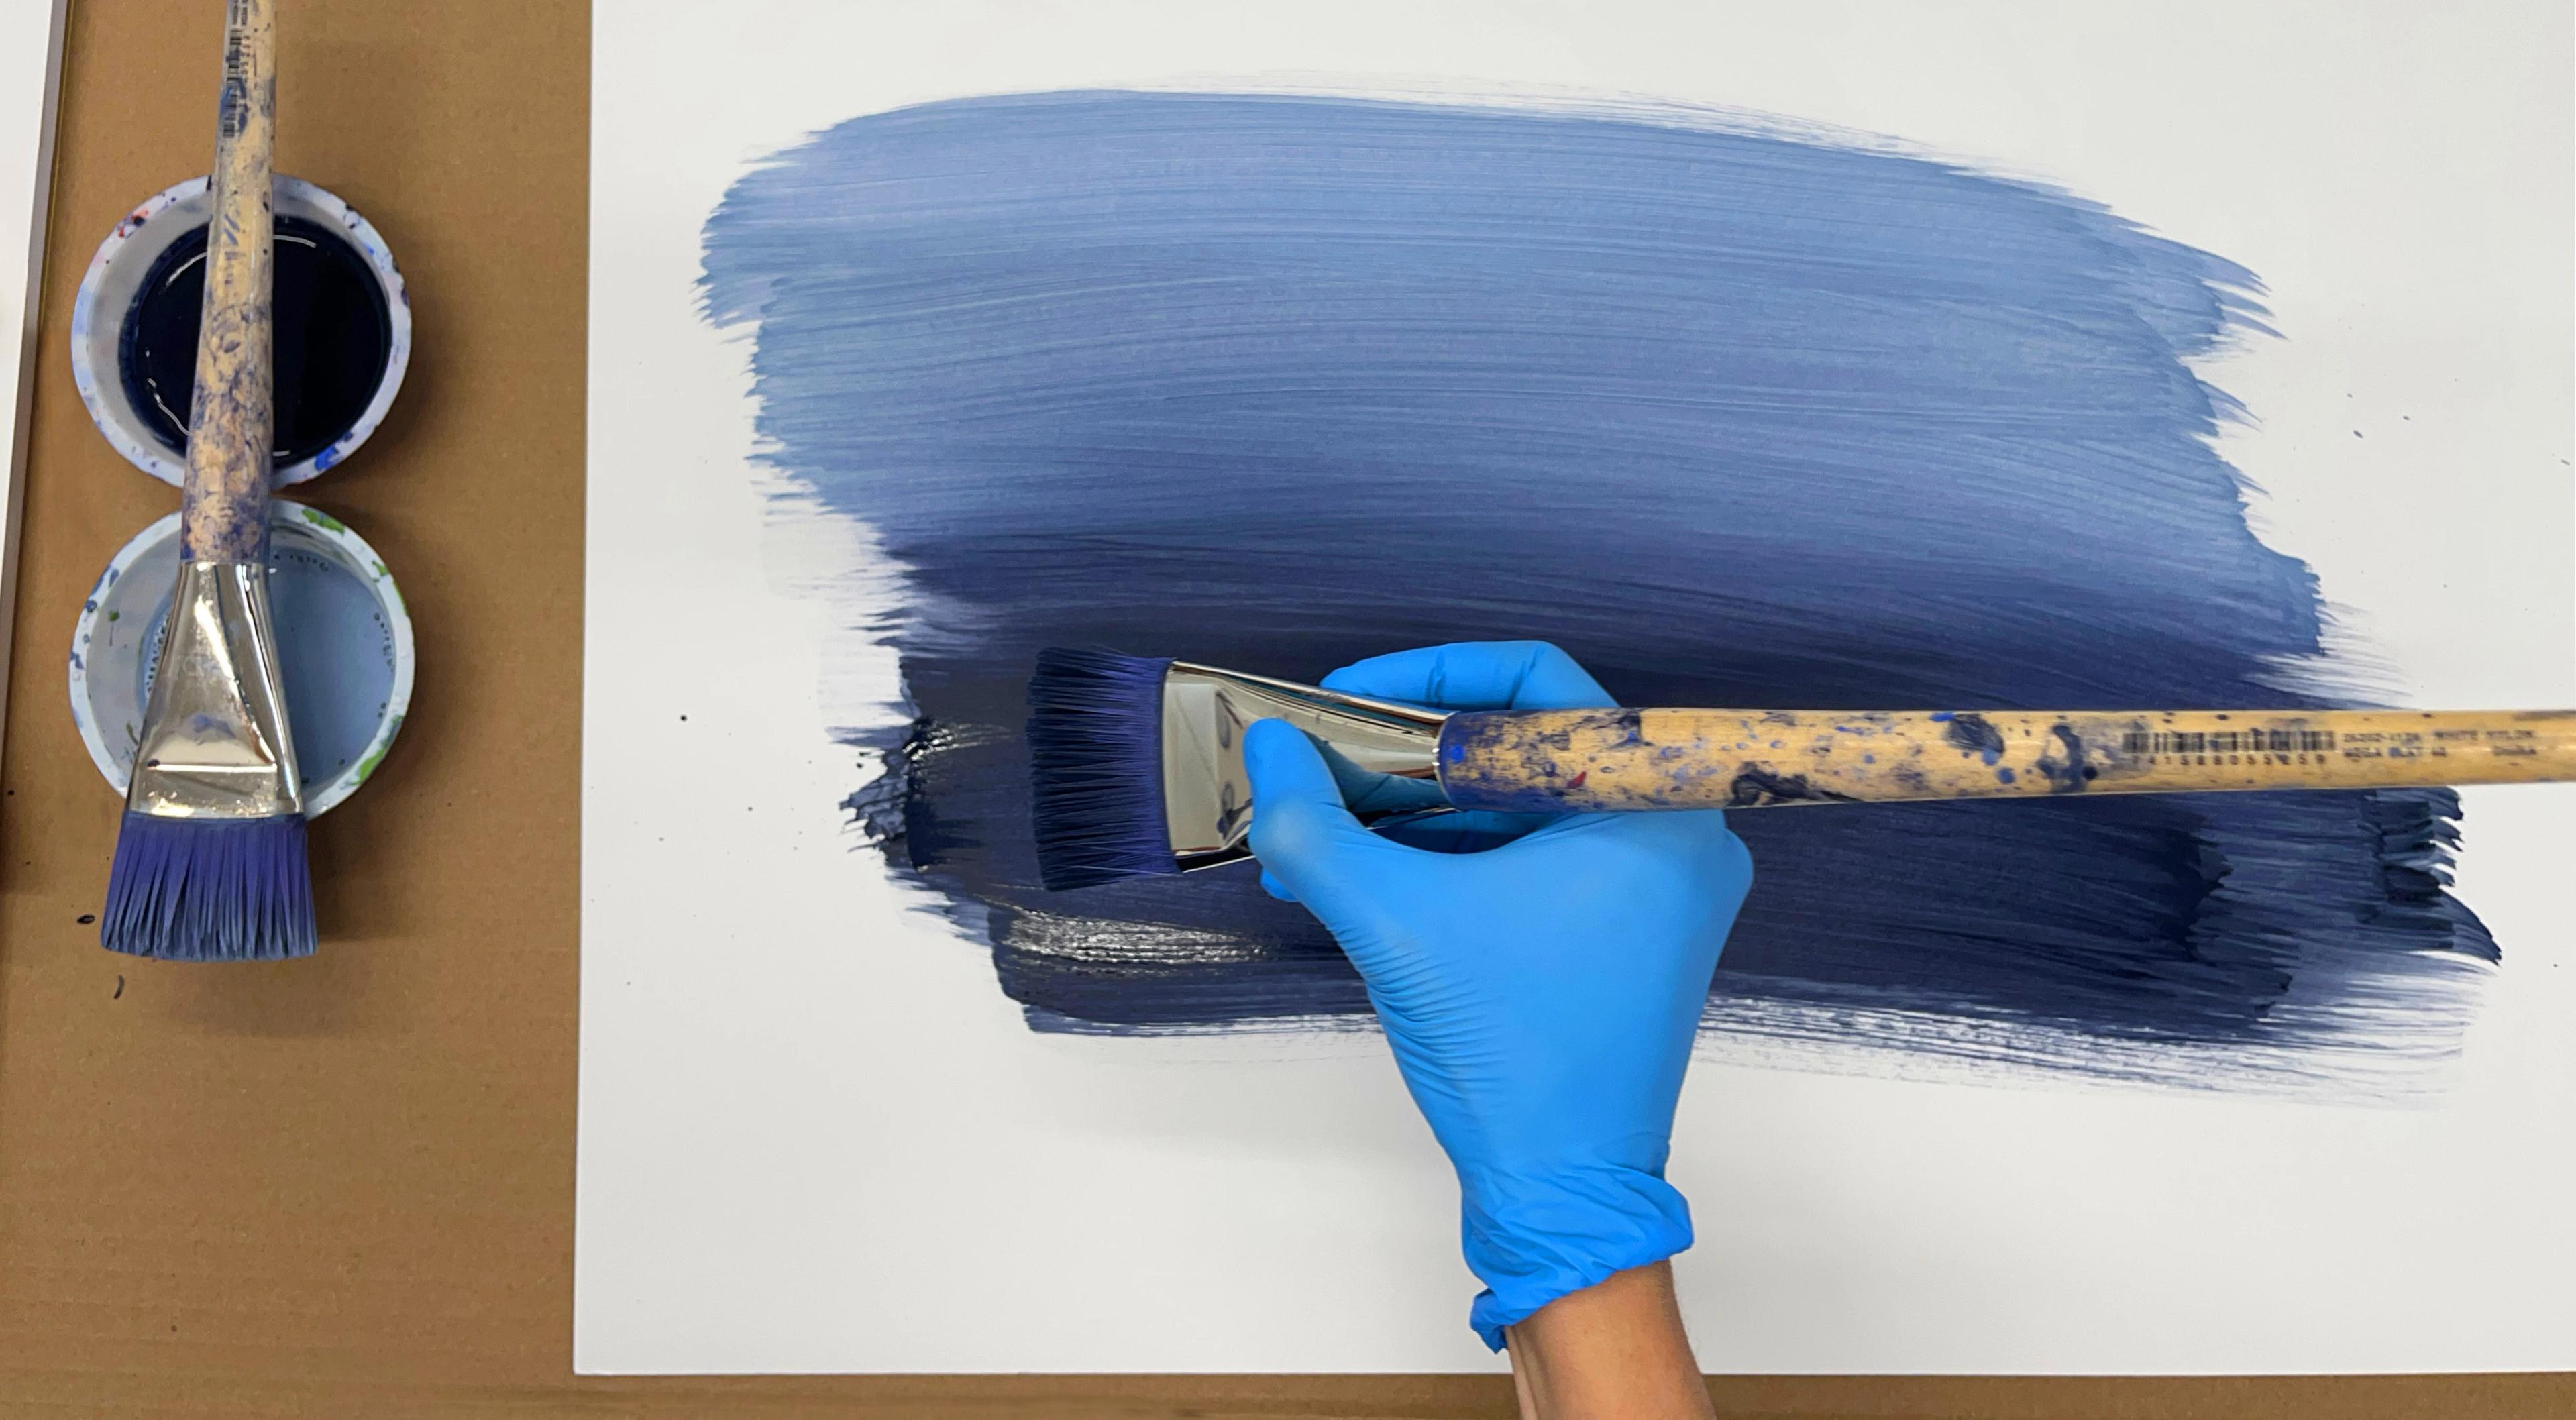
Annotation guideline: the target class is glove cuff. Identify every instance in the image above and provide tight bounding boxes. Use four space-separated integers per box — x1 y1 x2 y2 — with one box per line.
1457 1162 1695 1350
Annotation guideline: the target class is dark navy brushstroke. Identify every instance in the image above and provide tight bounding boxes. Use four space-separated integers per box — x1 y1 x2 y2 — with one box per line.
699 91 2493 1090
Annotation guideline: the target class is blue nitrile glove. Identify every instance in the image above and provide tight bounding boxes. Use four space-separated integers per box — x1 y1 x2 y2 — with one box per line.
1243 641 1752 1349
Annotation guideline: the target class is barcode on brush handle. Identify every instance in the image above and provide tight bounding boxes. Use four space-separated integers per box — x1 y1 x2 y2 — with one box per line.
2122 729 2337 757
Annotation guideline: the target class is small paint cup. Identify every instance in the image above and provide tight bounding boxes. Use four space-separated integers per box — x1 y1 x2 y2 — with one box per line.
70 503 414 817
70 174 411 486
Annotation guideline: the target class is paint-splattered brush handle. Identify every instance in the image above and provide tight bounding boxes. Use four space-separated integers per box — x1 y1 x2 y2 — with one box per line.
180 0 276 565
1434 708 2576 811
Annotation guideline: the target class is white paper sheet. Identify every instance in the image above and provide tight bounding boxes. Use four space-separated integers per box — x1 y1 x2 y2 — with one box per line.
0 0 67 774
579 0 2575 1373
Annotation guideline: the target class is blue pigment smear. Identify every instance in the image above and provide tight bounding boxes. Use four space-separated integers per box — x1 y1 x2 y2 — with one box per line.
699 91 2493 1093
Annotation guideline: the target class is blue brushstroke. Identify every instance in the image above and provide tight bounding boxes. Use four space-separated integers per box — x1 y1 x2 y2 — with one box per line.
699 91 2492 1091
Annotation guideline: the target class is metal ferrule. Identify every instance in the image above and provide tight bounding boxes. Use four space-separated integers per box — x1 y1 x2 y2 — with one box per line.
125 559 303 820
1163 661 1450 872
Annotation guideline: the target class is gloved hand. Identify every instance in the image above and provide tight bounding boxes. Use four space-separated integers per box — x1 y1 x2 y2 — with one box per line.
1243 641 1753 1349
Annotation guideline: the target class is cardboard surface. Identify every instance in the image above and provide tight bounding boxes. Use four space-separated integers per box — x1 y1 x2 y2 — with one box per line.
0 2 2568 1415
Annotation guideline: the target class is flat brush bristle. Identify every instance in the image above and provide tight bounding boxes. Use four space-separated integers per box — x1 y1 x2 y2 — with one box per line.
1026 647 1179 889
101 812 317 961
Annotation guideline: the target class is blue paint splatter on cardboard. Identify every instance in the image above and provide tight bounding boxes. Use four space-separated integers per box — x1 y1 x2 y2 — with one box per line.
698 91 2492 1094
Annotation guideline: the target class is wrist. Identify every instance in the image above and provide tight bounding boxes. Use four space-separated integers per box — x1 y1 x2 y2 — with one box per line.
1457 1158 1695 1349
1506 1262 1714 1420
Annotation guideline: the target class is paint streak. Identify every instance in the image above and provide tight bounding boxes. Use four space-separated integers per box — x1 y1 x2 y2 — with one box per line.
698 91 2493 1095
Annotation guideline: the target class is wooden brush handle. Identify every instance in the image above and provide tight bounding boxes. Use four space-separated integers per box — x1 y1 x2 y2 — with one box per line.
1435 708 2576 811
179 0 277 565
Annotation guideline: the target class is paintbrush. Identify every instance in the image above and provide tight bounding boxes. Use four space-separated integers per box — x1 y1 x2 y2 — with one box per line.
1025 649 2576 889
99 0 314 959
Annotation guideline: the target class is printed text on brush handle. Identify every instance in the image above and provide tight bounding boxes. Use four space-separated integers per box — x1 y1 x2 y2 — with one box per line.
1432 709 2576 811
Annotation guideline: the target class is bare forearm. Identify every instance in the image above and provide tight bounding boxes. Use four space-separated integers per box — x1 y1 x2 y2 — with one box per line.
1505 1262 1714 1420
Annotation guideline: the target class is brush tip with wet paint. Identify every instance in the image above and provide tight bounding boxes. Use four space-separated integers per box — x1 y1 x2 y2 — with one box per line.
101 812 316 961
1026 647 1177 889
1028 649 1456 889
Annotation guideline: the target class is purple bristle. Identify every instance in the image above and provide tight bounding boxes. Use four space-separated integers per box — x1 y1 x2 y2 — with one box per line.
100 812 317 961
1026 647 1179 889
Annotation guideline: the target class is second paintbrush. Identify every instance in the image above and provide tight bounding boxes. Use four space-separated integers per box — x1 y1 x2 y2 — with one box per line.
1024 649 2576 889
